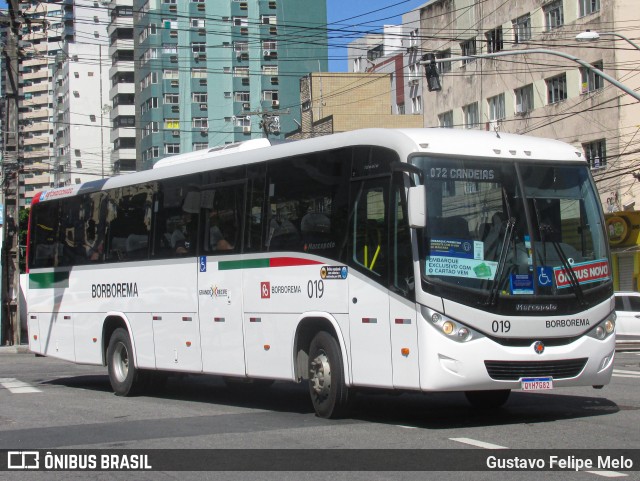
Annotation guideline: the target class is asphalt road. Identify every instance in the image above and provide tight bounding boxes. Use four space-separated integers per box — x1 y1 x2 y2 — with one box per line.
0 348 638 480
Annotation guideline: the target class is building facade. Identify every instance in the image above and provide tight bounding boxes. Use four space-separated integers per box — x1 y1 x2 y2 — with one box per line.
419 0 640 212
18 0 111 205
133 0 328 169
286 72 424 140
347 4 427 117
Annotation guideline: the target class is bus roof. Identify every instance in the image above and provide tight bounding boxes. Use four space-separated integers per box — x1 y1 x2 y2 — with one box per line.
34 128 585 203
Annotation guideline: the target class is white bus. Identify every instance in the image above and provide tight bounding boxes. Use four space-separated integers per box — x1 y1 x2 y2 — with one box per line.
26 128 615 418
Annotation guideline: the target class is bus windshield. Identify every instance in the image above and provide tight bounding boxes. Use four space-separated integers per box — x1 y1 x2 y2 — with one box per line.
412 156 610 300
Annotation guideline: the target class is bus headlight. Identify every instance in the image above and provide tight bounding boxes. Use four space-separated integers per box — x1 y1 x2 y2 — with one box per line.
421 307 483 343
587 312 615 341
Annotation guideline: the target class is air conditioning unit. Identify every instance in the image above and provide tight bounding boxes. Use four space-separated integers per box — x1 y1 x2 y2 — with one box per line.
270 76 279 84
243 102 250 110
243 126 251 133
194 52 200 59
271 100 279 108
200 127 208 134
200 103 207 110
172 130 180 136
263 50 271 57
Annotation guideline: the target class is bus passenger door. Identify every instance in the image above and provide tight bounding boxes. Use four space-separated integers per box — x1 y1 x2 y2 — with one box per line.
347 179 393 388
197 182 246 376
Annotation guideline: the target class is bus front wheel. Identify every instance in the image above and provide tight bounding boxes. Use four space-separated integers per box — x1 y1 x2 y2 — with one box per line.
308 331 351 419
465 389 511 409
107 328 146 396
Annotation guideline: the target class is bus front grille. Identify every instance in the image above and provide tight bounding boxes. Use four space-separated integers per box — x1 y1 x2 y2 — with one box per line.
484 358 588 381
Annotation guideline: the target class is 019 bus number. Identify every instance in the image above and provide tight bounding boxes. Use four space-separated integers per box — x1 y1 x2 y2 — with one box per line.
307 280 324 298
492 320 511 333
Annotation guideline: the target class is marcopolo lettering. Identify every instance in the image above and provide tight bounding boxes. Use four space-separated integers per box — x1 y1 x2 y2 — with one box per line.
92 282 139 298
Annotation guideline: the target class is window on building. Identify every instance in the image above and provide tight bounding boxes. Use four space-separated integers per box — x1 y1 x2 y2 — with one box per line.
234 92 249 102
262 65 278 76
544 1 564 31
193 92 208 103
367 44 383 61
462 102 479 129
485 27 503 53
193 143 208 150
165 144 180 154
411 95 422 114
581 61 604 93
515 84 534 114
234 67 249 78
164 93 179 104
262 40 277 51
233 17 248 26
579 0 600 17
488 94 505 121
234 116 251 127
460 38 476 65
261 15 277 25
163 44 177 55
262 90 278 101
191 68 207 78
193 117 208 128
436 49 451 73
353 57 361 72
583 139 606 169
546 73 567 104
165 119 180 129
513 14 531 43
191 18 205 28
162 69 178 79
438 110 453 128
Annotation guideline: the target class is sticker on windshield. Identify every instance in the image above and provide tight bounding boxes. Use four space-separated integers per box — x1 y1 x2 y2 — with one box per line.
510 274 534 295
537 267 554 287
426 256 498 280
553 259 610 289
430 238 484 260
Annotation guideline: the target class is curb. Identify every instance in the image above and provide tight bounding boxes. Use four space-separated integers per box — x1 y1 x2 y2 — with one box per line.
0 345 30 354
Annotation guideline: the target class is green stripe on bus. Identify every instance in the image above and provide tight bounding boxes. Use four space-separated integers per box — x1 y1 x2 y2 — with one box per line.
218 257 323 271
219 258 270 270
29 271 70 289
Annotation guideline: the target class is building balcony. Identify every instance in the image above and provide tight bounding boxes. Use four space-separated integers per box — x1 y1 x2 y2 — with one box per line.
110 127 136 143
109 81 135 99
109 62 134 79
22 69 49 81
22 56 47 68
22 149 50 160
20 108 51 120
111 104 135 118
23 137 50 147
111 148 136 164
108 39 134 58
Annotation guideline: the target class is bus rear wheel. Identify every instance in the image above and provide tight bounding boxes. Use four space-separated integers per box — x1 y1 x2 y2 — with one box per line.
465 389 511 409
308 331 351 419
107 328 147 396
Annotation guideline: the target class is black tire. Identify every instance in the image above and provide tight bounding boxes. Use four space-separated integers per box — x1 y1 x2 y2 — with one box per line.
308 331 351 419
107 328 147 396
465 389 511 409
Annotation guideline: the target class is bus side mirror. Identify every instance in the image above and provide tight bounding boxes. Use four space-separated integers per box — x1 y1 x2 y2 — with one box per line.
407 186 426 228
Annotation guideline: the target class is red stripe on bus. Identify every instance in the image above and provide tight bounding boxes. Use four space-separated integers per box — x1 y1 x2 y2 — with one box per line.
269 257 323 268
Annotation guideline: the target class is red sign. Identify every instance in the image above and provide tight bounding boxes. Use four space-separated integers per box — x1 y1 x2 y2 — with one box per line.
260 282 270 298
553 259 609 289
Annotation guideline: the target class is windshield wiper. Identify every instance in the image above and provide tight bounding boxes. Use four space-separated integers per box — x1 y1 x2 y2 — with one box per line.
485 216 515 306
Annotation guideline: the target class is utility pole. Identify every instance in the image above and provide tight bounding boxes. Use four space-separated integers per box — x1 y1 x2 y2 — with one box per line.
245 109 290 139
1 0 22 346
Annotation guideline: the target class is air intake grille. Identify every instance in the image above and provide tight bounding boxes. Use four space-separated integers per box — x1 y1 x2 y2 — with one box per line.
484 358 588 381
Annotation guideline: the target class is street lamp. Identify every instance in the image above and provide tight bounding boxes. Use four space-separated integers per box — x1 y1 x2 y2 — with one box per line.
575 30 640 52
420 48 640 102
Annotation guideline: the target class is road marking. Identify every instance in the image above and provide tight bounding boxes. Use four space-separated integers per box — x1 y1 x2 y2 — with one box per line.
0 378 42 394
612 373 640 379
449 437 508 449
585 471 628 478
612 369 640 375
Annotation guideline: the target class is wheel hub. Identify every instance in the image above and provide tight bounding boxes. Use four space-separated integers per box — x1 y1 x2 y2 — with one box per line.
113 342 129 382
310 351 331 398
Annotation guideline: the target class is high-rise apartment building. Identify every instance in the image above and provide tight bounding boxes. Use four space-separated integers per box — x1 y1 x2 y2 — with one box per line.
133 0 328 169
18 0 110 205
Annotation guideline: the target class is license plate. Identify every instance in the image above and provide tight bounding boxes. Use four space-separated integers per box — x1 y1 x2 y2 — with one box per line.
521 377 554 391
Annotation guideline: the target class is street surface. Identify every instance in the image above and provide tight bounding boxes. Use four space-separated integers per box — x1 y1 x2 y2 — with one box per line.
0 348 638 480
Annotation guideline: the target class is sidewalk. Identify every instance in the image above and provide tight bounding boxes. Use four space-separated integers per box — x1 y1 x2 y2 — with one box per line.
0 344 30 354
